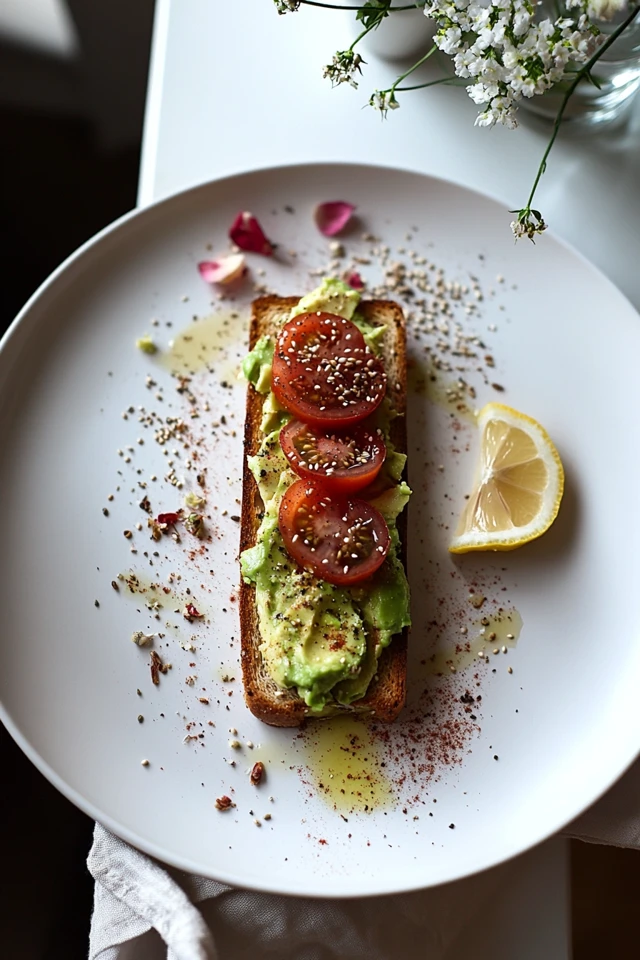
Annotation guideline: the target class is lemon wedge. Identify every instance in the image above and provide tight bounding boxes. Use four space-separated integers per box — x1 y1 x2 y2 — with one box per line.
449 402 564 553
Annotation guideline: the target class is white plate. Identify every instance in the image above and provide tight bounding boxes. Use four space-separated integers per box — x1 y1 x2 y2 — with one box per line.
1 163 639 897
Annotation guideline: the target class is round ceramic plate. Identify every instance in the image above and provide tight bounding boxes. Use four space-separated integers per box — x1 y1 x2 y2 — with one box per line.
1 163 639 897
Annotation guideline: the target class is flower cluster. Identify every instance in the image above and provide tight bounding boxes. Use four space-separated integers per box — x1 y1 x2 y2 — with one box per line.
510 207 548 240
271 0 637 239
323 50 366 88
423 0 600 127
369 89 400 116
273 0 300 12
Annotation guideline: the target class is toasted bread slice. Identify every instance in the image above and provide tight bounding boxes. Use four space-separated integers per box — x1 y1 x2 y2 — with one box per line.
239 296 408 727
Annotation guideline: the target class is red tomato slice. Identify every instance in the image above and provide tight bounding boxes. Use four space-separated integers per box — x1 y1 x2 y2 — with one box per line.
278 479 391 586
279 420 386 493
271 312 386 428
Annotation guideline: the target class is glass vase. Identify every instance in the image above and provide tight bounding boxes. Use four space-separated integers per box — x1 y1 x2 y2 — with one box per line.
521 4 640 126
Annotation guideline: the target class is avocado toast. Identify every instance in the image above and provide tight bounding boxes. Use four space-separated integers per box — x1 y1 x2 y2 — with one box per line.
239 280 410 726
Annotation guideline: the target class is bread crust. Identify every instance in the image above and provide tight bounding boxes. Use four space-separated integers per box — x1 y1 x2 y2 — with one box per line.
239 297 408 726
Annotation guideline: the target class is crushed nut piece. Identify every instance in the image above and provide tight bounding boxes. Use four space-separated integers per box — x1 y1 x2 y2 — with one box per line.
250 761 265 786
132 631 155 647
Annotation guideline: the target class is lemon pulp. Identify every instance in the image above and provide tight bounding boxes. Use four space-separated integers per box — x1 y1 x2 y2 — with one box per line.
450 402 564 553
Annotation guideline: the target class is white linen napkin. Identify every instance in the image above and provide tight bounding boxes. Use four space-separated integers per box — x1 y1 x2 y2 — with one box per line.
87 757 639 960
86 822 521 960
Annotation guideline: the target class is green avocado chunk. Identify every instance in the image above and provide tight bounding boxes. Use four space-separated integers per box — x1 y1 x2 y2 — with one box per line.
240 278 411 711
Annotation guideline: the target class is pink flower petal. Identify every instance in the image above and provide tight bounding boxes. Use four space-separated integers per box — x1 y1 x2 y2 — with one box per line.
345 271 364 290
197 253 246 285
314 201 356 237
229 211 273 256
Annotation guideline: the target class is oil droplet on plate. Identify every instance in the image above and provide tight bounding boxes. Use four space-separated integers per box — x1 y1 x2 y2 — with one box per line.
158 311 246 377
408 360 476 425
426 607 523 674
303 716 394 813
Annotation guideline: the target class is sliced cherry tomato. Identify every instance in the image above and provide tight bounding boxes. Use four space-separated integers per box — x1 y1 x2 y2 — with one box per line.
279 420 386 493
271 312 386 428
278 479 390 586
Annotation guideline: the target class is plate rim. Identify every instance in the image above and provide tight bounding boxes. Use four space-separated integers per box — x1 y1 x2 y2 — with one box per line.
1 160 639 897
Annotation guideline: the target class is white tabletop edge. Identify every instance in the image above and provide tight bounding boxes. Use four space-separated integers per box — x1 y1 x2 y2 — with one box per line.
138 0 171 209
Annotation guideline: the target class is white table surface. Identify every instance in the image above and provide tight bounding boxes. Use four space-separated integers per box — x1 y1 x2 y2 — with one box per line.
132 0 636 952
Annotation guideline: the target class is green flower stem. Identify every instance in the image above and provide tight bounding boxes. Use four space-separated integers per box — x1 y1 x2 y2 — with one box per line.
524 3 640 215
347 3 421 51
396 76 466 91
299 1 419 9
374 44 438 103
350 23 376 49
390 43 438 92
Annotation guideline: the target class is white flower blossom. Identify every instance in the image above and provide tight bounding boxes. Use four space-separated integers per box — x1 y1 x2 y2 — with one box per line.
511 209 548 240
424 0 602 127
273 0 300 12
369 89 401 116
323 50 365 89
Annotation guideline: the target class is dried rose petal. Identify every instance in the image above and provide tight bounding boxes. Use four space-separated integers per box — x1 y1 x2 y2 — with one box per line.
229 212 273 256
345 271 364 290
314 201 355 237
197 253 246 285
184 603 203 620
157 512 181 526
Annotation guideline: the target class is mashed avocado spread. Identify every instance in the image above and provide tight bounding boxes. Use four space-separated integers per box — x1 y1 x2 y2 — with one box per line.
240 278 411 712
